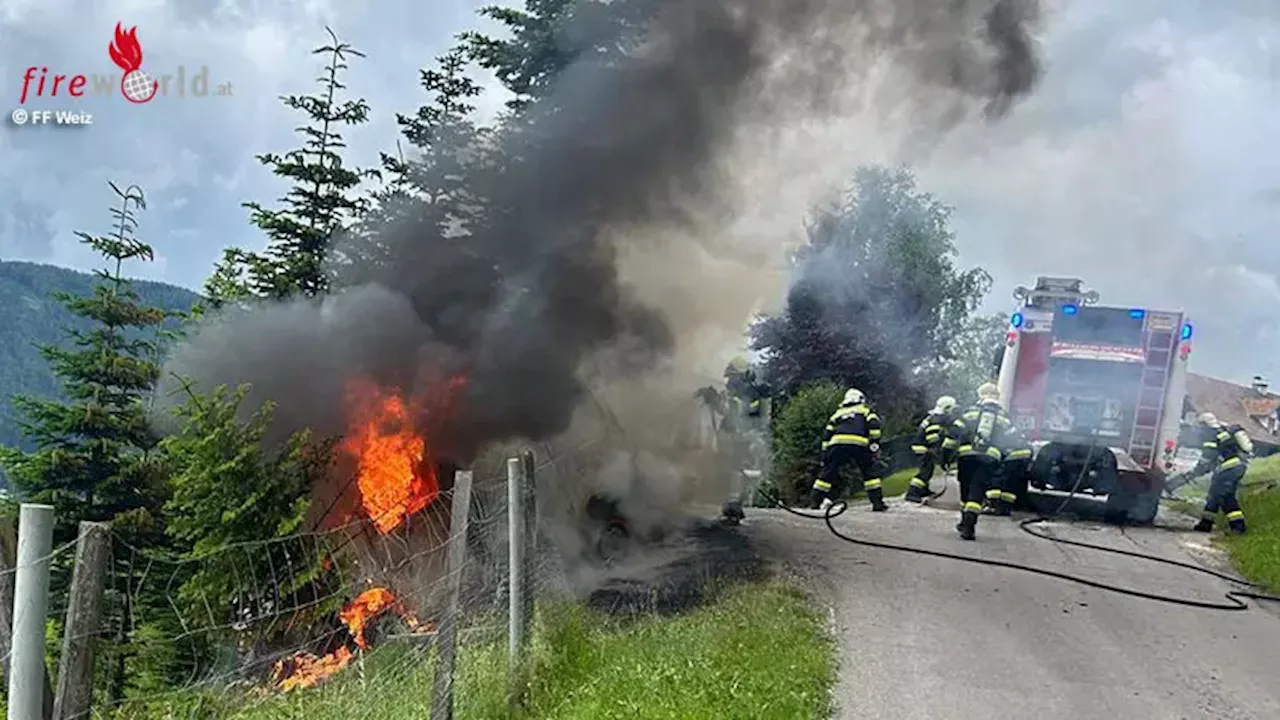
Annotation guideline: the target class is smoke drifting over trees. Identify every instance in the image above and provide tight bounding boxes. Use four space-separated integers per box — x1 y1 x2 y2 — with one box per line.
158 0 1047 461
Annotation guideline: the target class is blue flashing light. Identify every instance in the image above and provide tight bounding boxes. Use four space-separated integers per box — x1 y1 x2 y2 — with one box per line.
1128 308 1145 319
1011 312 1024 329
1062 304 1078 315
1181 322 1193 340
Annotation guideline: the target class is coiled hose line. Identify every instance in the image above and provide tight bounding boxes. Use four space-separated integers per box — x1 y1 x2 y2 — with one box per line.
761 439 1280 611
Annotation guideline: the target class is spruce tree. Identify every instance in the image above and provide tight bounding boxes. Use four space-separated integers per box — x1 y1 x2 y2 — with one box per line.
341 46 490 287
160 382 338 659
212 27 378 303
0 182 173 702
0 182 168 542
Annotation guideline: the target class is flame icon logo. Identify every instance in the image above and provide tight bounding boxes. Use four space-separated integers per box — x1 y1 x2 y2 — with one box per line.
108 23 158 104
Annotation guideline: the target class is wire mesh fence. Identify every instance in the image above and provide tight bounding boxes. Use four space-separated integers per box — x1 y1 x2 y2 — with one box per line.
0 456 539 719
0 385 742 719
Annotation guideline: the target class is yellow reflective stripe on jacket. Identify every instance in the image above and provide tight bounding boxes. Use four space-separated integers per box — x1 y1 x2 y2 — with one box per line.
1202 441 1218 449
1000 491 1017 502
1006 449 1032 460
985 488 1002 500
1219 456 1243 469
827 434 870 446
830 403 869 418
941 438 958 449
956 444 1002 459
911 444 928 454
909 477 928 488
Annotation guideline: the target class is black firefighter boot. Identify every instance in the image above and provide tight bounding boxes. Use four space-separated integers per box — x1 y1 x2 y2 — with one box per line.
721 500 745 525
868 486 888 512
808 490 831 512
1228 513 1247 535
995 494 1013 517
903 482 924 503
1193 517 1214 532
956 510 977 541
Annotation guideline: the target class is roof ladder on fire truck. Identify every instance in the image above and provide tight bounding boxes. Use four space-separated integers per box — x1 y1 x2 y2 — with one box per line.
1129 326 1176 467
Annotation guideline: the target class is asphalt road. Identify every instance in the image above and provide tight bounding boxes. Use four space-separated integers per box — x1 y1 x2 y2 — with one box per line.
744 480 1280 720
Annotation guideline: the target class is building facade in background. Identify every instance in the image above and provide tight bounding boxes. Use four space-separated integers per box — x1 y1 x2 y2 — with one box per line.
1181 373 1280 457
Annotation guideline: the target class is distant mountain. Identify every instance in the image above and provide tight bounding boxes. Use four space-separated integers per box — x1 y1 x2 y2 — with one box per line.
0 261 201 455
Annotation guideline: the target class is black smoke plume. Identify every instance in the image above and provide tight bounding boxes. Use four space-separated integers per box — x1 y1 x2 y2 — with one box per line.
157 0 1045 463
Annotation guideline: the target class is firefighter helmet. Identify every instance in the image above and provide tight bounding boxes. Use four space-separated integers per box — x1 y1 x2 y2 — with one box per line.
725 356 749 376
1197 412 1219 427
934 395 957 413
842 388 865 406
976 382 1000 402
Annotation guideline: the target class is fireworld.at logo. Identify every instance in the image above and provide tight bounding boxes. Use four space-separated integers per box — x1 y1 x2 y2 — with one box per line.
17 22 233 104
109 23 158 103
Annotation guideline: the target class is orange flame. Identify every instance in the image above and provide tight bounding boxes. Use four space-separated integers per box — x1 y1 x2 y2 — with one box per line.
339 587 397 649
273 586 430 691
275 647 354 692
340 380 440 533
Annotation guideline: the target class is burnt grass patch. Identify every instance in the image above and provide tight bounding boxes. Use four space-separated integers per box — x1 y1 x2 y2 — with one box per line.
585 517 768 617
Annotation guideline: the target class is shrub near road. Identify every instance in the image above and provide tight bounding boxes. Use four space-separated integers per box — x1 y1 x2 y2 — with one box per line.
1223 454 1280 592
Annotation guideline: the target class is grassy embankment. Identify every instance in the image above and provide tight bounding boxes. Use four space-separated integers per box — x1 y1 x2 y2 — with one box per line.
1165 453 1280 591
1220 454 1280 591
91 581 836 720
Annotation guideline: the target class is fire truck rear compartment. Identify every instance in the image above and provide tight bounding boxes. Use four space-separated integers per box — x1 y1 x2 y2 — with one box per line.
1022 442 1161 524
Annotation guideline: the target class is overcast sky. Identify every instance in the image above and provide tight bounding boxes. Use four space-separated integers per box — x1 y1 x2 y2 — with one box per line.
1 1 1277 385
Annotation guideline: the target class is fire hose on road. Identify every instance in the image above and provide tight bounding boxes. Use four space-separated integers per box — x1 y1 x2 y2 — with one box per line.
760 441 1280 612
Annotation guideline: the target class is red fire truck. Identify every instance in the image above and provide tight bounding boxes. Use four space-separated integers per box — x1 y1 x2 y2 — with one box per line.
994 277 1193 524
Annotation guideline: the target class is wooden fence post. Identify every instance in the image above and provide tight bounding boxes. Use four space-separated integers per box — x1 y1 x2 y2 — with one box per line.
430 469 474 720
53 522 110 720
0 514 16 687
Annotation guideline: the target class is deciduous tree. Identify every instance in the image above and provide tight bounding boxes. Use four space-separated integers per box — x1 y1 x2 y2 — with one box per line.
752 166 991 429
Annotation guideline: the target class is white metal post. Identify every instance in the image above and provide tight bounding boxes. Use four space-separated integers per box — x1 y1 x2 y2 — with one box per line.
9 504 54 720
506 458 525 666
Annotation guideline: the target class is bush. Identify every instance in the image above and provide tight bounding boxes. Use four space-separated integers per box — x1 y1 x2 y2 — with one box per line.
770 381 845 504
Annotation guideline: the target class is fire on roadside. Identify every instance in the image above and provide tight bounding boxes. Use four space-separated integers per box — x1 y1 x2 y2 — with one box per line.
338 376 466 534
275 375 461 691
272 586 431 691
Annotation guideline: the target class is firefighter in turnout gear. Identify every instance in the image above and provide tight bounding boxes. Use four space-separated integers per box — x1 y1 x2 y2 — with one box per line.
905 395 958 503
944 383 1017 540
809 388 888 512
985 428 1032 516
717 356 770 525
1184 412 1253 534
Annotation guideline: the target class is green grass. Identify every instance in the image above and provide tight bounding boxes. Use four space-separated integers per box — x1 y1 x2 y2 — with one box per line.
1222 454 1280 592
89 580 835 720
521 582 834 719
879 467 918 498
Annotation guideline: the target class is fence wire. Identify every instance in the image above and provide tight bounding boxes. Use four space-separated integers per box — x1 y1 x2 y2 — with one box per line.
0 389 733 719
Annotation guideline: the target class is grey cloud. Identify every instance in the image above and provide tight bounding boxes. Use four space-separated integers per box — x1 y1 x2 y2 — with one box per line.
2 0 1278 389
917 1 1280 383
